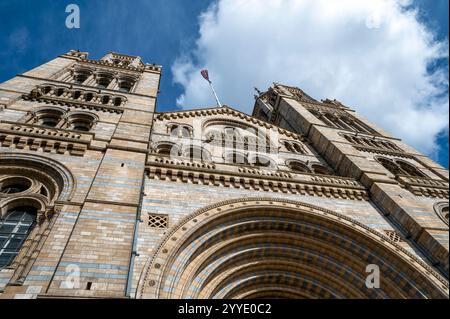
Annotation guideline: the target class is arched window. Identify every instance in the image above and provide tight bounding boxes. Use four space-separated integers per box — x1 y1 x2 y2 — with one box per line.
288 160 311 173
311 164 333 176
96 73 114 89
32 108 66 128
65 112 97 132
376 157 425 178
180 127 190 138
156 143 179 157
0 206 37 268
284 141 306 154
397 161 425 178
434 202 449 227
117 77 135 93
284 141 294 152
377 158 402 176
69 67 92 85
170 125 179 137
0 154 75 272
73 72 90 85
170 125 191 139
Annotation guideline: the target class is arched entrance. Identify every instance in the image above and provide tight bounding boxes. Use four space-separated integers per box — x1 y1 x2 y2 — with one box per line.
137 198 449 299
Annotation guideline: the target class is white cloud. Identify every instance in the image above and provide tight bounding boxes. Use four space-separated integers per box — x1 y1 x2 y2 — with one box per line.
171 0 449 157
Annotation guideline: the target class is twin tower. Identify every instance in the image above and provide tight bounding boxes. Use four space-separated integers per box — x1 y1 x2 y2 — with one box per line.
0 51 448 299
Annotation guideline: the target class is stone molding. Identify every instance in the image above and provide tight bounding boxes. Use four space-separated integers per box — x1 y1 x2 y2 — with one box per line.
147 159 369 201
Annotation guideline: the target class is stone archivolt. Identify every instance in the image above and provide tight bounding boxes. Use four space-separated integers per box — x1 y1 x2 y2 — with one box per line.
137 198 448 299
434 202 449 226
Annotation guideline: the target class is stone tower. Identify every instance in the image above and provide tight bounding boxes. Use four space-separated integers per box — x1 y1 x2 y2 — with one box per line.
0 50 161 298
0 52 448 299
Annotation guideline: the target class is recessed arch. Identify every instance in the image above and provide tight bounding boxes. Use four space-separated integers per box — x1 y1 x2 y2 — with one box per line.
0 153 76 202
137 198 449 299
434 202 449 227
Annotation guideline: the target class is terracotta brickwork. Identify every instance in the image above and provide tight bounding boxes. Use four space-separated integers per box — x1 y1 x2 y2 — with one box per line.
0 52 448 299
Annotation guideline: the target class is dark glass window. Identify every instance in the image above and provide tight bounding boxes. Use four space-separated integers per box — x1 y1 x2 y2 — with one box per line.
0 206 37 269
40 117 59 127
1 184 27 194
0 178 31 194
73 125 89 132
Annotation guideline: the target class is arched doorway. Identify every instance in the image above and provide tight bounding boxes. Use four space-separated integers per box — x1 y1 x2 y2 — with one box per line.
137 198 449 299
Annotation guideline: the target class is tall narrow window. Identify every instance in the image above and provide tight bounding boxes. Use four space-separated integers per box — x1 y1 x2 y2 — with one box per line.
0 206 37 269
225 152 248 165
185 146 210 162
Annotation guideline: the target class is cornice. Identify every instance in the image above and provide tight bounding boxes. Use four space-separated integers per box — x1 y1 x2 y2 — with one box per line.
146 157 369 201
60 53 162 73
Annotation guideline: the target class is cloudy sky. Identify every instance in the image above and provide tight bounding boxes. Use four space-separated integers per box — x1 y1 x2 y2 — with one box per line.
0 0 448 167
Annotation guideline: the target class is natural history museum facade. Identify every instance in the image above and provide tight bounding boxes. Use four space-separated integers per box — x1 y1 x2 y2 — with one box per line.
0 51 448 299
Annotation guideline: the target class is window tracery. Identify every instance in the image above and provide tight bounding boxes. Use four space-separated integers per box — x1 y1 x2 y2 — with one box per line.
342 134 402 152
168 124 193 139
23 108 98 132
376 157 425 178
309 108 376 135
286 160 334 176
283 140 306 154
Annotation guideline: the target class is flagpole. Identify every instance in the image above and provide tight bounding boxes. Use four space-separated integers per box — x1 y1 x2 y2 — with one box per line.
208 80 222 107
201 69 222 108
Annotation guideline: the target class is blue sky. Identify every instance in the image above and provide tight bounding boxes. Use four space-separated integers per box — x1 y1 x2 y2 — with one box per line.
0 0 448 168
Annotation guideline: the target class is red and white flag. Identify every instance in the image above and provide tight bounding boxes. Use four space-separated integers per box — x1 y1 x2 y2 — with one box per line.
200 69 210 82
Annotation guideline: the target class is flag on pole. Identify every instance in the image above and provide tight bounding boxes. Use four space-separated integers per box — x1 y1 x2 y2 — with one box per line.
200 69 222 107
200 69 210 82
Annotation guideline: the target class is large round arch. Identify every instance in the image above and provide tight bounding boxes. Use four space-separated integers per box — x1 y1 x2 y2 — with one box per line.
0 152 75 202
137 198 449 299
